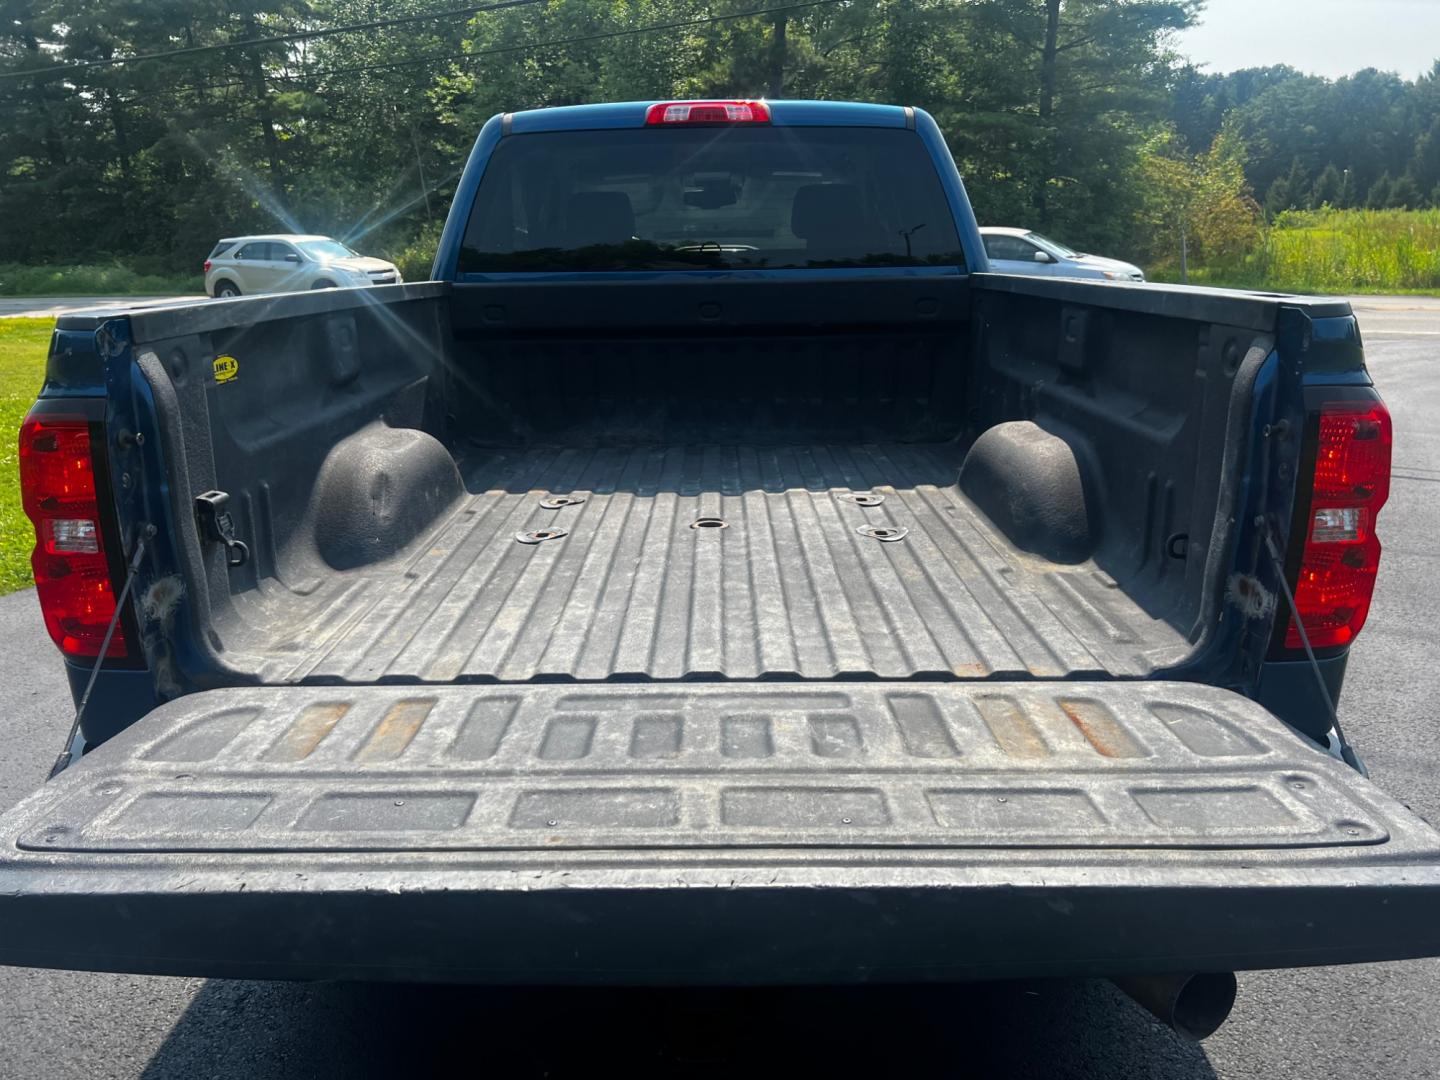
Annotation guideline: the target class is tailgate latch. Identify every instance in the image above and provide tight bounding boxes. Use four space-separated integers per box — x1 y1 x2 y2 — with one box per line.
195 490 251 568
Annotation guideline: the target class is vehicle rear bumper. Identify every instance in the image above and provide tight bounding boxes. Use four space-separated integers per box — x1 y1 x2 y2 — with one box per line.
4 681 1440 983
4 857 1440 983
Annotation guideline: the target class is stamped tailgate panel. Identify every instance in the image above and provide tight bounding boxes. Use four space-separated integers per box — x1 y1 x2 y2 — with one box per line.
13 683 1392 853
2 681 1440 983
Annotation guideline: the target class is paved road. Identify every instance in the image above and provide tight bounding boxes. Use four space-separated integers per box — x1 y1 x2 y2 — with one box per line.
1 298 1439 1077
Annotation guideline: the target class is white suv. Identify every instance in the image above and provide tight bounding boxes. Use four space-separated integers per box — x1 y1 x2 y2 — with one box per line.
204 234 403 297
979 227 1145 282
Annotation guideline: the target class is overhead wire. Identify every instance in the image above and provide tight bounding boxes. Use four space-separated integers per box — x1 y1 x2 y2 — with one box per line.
0 0 546 82
281 0 849 85
0 0 849 112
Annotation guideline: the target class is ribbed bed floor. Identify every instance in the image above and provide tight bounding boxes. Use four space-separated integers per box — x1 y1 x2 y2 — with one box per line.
239 444 1192 683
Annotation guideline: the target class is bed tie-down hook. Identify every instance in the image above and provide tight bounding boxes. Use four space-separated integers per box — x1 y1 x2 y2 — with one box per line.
195 490 250 568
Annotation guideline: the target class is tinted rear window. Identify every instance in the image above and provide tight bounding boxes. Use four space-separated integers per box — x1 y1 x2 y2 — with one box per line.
459 126 965 272
209 241 236 258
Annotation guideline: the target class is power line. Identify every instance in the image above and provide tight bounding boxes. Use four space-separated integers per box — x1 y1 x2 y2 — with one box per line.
286 0 849 85
5 0 848 111
0 0 545 82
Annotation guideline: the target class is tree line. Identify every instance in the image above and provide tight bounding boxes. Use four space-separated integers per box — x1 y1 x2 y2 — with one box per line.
1 0 1436 277
1174 63 1440 215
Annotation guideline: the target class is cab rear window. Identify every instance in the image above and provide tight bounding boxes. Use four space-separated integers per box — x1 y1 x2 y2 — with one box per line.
458 126 965 272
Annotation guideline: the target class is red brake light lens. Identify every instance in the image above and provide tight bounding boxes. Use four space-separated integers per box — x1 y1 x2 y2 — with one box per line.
19 414 129 659
1286 401 1392 650
203 259 212 273
644 100 771 125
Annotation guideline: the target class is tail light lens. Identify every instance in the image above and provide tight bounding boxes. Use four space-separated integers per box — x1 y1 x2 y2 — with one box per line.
644 100 771 125
203 259 212 273
1286 401 1392 649
18 414 130 659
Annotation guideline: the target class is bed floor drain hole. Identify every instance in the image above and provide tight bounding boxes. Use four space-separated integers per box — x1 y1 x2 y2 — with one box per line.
538 495 585 510
516 529 568 544
840 492 886 506
691 517 729 530
856 524 908 542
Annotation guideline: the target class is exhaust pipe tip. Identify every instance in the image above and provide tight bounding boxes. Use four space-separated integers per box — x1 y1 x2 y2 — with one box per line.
1111 971 1238 1041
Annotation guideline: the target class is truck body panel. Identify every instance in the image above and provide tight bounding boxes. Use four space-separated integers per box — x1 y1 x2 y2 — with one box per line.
5 101 1426 985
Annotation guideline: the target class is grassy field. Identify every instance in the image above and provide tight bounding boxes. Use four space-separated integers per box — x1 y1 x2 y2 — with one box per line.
1152 208 1440 295
0 319 51 594
0 263 200 297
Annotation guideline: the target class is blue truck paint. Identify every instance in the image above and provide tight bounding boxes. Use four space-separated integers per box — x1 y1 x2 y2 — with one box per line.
504 99 912 133
9 98 1432 994
430 112 506 282
42 101 1373 757
434 101 991 282
54 100 1369 752
913 108 990 275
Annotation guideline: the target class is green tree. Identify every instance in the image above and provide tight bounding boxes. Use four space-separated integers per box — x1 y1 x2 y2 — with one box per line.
1310 164 1343 207
1411 116 1440 197
1337 168 1359 209
1284 157 1309 209
1184 64 1423 213
1367 171 1396 209
1390 173 1422 209
1138 131 1201 280
957 0 1198 253
1138 122 1259 279
1264 175 1293 218
1192 125 1263 265
27 0 1435 281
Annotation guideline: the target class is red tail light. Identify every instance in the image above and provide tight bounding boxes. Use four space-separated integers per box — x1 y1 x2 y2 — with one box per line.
1286 401 1392 649
19 414 129 659
644 100 771 125
203 259 212 273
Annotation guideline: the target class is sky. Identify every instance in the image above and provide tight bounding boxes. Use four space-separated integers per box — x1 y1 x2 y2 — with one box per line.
1179 0 1440 79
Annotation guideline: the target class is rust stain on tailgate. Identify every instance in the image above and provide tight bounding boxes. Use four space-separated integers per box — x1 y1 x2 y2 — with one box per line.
355 700 434 762
974 696 1050 758
264 703 349 762
1059 698 1145 759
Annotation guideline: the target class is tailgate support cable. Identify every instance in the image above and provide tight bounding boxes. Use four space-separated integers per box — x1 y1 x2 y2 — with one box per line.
48 525 155 780
1258 518 1363 773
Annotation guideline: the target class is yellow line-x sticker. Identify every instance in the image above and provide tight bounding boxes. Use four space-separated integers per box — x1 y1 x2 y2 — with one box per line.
213 354 238 384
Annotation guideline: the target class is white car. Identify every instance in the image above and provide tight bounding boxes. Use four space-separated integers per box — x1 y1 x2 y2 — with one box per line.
203 234 402 298
979 227 1145 282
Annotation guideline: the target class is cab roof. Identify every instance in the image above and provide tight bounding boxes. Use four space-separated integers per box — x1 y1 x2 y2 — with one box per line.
506 99 912 134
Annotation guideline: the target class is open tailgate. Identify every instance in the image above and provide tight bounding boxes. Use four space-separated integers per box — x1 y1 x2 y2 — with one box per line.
3 681 1440 983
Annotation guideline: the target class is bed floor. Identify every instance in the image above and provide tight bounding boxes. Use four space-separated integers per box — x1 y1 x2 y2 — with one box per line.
227 443 1194 684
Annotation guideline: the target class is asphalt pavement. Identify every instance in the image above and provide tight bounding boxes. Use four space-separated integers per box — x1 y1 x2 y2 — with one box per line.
1 296 1438 1077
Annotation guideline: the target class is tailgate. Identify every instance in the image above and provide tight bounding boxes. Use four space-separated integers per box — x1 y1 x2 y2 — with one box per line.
3 682 1440 983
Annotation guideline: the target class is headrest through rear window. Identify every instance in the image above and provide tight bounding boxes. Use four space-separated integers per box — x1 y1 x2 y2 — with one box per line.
566 191 635 247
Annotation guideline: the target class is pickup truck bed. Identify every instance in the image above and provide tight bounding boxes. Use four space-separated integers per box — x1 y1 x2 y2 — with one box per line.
257 439 1182 684
138 273 1245 698
9 101 1436 995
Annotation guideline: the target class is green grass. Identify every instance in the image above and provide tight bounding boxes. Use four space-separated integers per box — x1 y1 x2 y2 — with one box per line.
0 319 52 594
0 263 200 297
1261 209 1440 293
1151 209 1440 295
